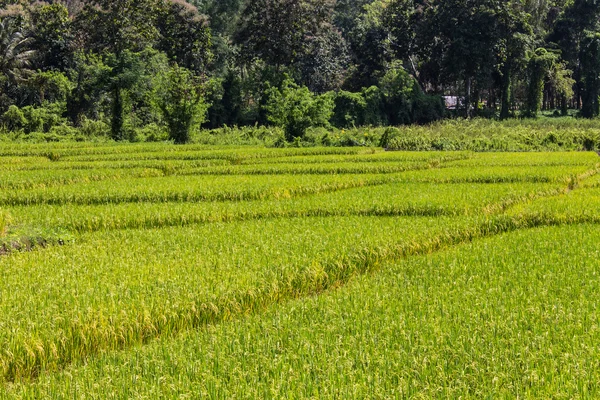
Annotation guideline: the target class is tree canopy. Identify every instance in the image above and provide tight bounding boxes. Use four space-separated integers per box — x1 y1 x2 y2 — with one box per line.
1 0 599 143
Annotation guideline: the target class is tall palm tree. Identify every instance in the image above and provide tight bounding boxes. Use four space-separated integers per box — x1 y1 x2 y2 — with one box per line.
0 18 36 86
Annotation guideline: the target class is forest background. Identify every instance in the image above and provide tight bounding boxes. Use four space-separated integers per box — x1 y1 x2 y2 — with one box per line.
0 0 598 145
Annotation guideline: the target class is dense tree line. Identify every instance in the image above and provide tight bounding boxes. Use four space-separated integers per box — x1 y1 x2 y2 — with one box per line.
0 0 598 143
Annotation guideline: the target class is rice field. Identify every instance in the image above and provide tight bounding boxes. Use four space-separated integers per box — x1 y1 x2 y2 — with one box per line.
1 143 599 398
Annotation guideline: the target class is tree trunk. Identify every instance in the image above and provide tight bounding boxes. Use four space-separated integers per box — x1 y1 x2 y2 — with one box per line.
111 87 125 141
500 65 511 120
465 77 472 118
561 94 568 116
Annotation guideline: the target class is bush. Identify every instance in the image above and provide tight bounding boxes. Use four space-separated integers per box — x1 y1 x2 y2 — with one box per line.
2 103 67 133
379 127 400 148
362 86 387 126
2 105 27 131
23 102 67 133
153 65 209 144
379 63 415 125
331 91 367 128
412 92 445 125
79 117 111 137
265 78 334 141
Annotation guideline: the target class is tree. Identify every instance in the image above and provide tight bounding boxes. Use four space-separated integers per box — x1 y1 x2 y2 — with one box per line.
29 3 72 71
549 0 600 109
153 64 208 144
296 26 349 93
27 70 73 105
65 52 111 125
105 51 146 141
265 77 333 141
0 17 35 87
156 0 212 74
74 0 160 140
0 14 35 112
433 0 510 117
495 3 532 119
580 32 600 118
235 0 335 70
345 0 393 90
523 48 557 118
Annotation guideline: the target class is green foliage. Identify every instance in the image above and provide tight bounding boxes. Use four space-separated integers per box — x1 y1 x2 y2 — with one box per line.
155 0 212 74
29 2 72 71
1 104 26 131
362 85 387 126
265 78 334 141
331 90 367 128
377 63 445 125
22 102 67 133
204 70 243 128
580 32 600 118
1 103 66 134
411 90 445 125
27 71 73 104
153 64 208 144
0 209 9 236
524 48 557 118
379 62 415 125
79 117 111 138
385 118 600 151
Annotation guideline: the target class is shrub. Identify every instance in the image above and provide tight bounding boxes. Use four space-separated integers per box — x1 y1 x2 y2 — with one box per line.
153 65 209 144
2 105 27 131
331 91 367 128
79 117 111 137
379 127 400 148
23 102 67 133
379 62 415 125
412 92 445 125
265 78 334 141
362 86 387 126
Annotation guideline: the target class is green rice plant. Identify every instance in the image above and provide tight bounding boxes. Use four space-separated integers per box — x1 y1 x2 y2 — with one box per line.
0 210 10 237
0 157 52 170
5 224 600 398
238 151 472 165
1 140 600 395
0 169 166 190
582 172 600 187
445 151 599 167
0 143 366 160
0 158 231 172
394 164 596 184
57 146 367 163
9 182 565 233
0 215 488 383
507 187 600 224
0 174 395 206
175 161 434 176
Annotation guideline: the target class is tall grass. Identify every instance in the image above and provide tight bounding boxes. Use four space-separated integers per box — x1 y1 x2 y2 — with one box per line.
0 210 9 236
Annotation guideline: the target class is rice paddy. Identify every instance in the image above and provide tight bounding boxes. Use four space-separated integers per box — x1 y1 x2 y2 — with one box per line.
1 143 599 398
